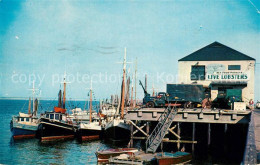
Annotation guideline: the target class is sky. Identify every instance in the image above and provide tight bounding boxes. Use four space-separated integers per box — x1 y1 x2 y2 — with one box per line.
0 0 260 101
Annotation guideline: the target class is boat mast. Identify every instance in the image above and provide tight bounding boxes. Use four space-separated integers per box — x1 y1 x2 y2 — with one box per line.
152 83 155 97
89 79 93 123
134 58 137 107
130 74 134 108
32 81 35 114
120 48 127 119
28 97 31 114
62 72 67 109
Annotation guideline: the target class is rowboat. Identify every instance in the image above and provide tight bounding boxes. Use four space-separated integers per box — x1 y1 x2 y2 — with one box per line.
95 148 138 163
156 152 192 165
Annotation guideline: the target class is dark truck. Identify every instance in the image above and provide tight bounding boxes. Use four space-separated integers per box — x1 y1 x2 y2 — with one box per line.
139 81 206 108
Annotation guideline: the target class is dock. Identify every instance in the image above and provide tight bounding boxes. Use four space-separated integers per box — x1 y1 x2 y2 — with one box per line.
125 108 251 124
243 109 260 164
125 107 253 161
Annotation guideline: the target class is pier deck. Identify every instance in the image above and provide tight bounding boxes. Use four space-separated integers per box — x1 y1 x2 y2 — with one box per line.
254 110 260 163
243 109 260 164
125 108 251 124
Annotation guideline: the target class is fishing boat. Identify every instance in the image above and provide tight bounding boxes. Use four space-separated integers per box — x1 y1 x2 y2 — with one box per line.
38 74 76 142
104 48 130 142
77 80 105 141
10 82 39 139
156 152 192 165
104 117 130 142
10 112 39 140
69 107 98 123
77 118 103 141
95 148 139 163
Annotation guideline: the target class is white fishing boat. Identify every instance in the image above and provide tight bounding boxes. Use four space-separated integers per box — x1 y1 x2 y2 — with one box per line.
69 107 98 123
10 81 39 139
77 80 105 141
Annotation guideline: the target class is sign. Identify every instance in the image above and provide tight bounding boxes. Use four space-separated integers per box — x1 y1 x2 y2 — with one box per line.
206 72 249 81
206 63 249 81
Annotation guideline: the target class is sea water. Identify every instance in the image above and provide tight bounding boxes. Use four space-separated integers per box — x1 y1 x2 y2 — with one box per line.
0 99 112 164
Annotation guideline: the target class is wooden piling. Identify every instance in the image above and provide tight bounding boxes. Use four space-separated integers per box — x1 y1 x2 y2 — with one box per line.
130 123 134 147
177 122 180 150
192 123 195 155
208 123 211 147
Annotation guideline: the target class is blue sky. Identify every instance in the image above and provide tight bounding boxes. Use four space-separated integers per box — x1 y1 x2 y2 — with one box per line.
0 0 260 101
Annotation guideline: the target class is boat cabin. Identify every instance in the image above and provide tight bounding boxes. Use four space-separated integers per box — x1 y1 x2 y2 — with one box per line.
42 111 73 124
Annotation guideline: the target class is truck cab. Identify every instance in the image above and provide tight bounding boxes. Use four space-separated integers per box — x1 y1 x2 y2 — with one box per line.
143 92 167 108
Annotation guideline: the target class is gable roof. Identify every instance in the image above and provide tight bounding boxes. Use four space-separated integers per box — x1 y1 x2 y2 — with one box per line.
179 42 255 61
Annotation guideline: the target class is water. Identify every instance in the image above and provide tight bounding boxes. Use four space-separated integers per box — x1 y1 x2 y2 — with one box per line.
0 100 249 164
0 99 113 164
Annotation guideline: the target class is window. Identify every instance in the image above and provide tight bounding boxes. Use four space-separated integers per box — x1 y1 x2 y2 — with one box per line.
228 65 241 70
26 118 29 122
50 114 54 119
55 114 60 120
46 114 49 118
190 65 205 80
21 118 24 121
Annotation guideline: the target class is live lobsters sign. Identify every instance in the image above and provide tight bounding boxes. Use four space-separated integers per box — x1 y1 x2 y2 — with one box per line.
206 72 249 80
205 64 250 81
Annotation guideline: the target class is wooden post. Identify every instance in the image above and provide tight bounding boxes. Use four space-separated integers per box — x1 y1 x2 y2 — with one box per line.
130 123 133 147
192 123 195 155
146 122 149 136
177 122 180 150
224 123 227 133
208 123 211 147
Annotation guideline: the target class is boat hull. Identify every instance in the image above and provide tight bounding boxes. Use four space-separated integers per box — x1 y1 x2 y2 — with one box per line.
96 148 138 163
156 152 192 165
10 121 38 139
39 118 76 141
78 128 102 141
105 120 130 142
11 127 36 139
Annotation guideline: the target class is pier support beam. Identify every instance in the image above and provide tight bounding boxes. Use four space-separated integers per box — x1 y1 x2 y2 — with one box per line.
177 122 181 150
192 123 195 155
146 122 149 137
208 123 211 147
130 123 133 148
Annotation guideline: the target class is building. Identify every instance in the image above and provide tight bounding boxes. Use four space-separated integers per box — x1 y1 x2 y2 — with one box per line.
178 41 255 105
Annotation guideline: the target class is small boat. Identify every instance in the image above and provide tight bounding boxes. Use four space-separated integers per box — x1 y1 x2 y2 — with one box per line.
156 152 192 165
108 153 143 165
96 148 139 163
10 112 39 139
10 82 39 140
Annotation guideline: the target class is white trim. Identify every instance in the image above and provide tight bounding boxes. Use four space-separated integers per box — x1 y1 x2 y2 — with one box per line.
40 121 73 130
